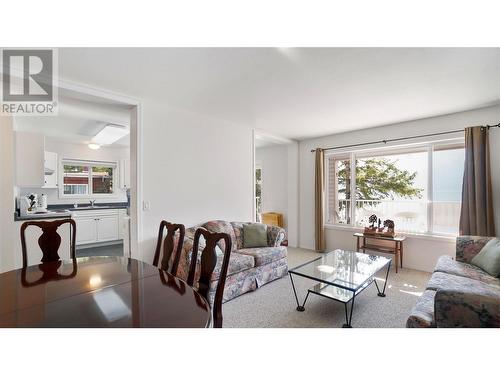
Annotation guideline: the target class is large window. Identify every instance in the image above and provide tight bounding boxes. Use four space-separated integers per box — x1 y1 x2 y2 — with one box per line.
326 141 464 235
61 160 116 197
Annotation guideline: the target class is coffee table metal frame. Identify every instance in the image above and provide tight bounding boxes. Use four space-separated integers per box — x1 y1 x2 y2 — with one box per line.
288 253 391 328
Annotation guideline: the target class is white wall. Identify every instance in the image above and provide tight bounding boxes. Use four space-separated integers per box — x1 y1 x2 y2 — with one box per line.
255 142 300 246
287 142 299 247
299 104 500 272
139 100 254 263
17 137 129 205
1 99 254 272
256 145 289 226
0 116 15 272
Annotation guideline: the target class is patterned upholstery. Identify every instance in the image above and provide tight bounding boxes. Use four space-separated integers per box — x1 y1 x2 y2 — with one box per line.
435 290 500 328
427 272 500 296
456 236 494 263
170 220 288 305
255 257 288 287
267 225 286 247
406 290 437 328
230 221 286 249
235 246 287 266
202 220 237 251
434 255 500 286
407 236 500 328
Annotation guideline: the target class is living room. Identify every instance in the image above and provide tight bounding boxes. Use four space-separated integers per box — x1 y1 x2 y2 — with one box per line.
0 1 498 374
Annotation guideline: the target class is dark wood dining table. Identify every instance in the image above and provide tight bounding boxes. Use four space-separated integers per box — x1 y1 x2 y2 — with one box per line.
0 256 211 328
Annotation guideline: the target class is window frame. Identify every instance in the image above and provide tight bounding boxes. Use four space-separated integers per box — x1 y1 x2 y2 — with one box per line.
324 138 465 237
59 158 118 199
255 163 263 222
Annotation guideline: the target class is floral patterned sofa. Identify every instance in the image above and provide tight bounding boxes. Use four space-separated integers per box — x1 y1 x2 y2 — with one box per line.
407 236 500 328
172 220 288 304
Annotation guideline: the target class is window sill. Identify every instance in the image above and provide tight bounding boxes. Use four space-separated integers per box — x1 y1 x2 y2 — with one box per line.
324 224 457 243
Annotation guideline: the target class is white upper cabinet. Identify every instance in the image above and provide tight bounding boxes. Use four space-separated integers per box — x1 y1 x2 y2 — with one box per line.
14 132 59 188
15 132 45 187
120 158 130 189
43 151 58 188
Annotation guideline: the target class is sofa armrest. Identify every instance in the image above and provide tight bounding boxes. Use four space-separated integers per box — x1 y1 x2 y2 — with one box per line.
434 289 500 328
267 225 286 247
456 236 494 263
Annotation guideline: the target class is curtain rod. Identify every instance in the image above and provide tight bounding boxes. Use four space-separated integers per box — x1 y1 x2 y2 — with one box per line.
310 122 500 152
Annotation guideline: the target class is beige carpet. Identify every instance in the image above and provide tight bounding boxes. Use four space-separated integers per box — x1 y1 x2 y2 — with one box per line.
223 247 431 328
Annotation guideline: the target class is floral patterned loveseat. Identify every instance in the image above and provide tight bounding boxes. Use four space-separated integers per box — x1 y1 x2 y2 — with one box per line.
407 236 500 328
172 220 288 304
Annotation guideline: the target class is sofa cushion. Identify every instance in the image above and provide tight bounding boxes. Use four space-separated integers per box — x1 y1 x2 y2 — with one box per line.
211 252 255 281
231 222 246 249
189 250 255 282
434 255 500 286
202 220 237 251
471 238 500 277
406 289 437 328
243 223 268 248
427 271 500 297
236 246 287 266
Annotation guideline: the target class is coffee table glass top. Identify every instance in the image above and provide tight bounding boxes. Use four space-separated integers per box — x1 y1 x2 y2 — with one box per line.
289 249 391 292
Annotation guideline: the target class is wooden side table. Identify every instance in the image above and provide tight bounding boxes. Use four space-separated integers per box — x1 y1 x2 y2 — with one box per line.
354 233 406 273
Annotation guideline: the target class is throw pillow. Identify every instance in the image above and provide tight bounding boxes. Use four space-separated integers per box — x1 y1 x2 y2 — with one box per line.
471 238 500 277
243 223 268 248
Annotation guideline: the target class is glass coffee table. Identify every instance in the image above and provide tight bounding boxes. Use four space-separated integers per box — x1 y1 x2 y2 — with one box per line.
289 249 391 328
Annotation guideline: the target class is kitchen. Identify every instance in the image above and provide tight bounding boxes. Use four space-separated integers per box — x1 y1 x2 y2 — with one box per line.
12 97 132 268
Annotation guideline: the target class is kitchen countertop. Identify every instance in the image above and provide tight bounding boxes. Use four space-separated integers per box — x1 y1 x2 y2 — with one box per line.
14 203 129 221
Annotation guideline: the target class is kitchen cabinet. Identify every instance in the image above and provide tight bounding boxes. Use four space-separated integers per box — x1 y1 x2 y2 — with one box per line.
72 209 123 246
120 158 131 189
14 132 58 189
43 151 58 188
15 132 45 187
73 217 97 245
96 215 119 242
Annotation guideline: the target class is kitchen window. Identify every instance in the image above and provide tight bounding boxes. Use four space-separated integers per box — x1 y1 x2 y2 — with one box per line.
326 140 464 236
61 159 117 197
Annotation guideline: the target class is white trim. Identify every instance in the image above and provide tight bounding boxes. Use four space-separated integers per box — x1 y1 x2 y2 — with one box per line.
58 158 118 199
427 143 434 233
54 77 143 261
325 138 465 238
252 128 256 222
324 223 456 243
349 152 356 225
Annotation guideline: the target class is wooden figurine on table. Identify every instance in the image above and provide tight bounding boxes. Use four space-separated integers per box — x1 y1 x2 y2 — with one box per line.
382 219 395 237
364 214 378 235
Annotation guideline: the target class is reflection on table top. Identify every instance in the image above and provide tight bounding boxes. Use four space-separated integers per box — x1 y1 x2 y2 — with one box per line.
0 256 210 328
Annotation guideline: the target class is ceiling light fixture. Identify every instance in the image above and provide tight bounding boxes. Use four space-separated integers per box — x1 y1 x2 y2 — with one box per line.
91 124 129 145
88 143 101 150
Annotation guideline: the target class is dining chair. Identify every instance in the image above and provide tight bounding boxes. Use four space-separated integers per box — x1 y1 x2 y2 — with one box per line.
187 227 232 328
152 220 185 275
21 259 78 287
20 218 77 268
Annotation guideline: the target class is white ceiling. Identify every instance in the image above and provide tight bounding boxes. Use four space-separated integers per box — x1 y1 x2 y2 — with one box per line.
58 48 500 140
14 97 131 148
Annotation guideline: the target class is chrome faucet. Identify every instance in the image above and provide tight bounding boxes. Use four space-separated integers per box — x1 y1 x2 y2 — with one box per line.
90 199 96 208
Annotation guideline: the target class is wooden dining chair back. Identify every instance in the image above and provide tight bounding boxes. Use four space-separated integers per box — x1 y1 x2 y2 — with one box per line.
152 220 185 275
187 227 232 328
20 219 76 268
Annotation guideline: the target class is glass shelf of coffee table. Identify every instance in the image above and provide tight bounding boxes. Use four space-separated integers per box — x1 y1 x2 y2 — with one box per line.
288 249 391 327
